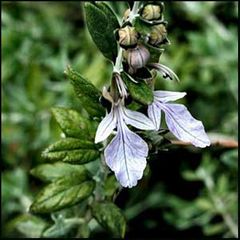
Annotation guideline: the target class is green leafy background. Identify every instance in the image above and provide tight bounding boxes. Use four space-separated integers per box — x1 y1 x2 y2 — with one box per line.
2 2 238 238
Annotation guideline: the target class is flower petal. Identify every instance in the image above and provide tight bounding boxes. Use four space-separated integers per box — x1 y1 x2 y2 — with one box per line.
104 123 148 188
160 103 210 148
154 91 186 103
147 102 161 130
95 109 116 143
123 107 155 130
148 63 180 82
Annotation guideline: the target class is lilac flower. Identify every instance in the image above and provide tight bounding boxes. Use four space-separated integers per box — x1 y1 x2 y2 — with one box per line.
95 100 155 188
148 91 210 148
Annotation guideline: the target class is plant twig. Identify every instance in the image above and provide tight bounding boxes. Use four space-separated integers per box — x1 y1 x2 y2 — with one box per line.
171 139 238 148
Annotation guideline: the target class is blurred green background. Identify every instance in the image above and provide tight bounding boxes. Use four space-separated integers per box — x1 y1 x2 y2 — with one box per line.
2 1 238 238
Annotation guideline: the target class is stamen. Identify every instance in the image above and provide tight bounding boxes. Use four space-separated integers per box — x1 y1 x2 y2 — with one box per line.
115 74 128 98
148 63 180 82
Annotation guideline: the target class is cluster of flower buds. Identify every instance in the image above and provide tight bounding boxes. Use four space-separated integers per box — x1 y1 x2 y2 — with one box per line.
116 25 148 74
116 2 171 77
95 2 210 188
139 2 170 46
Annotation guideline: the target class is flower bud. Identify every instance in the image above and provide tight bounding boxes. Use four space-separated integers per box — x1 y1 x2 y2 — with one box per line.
118 26 139 49
140 3 164 21
149 24 168 46
124 44 150 73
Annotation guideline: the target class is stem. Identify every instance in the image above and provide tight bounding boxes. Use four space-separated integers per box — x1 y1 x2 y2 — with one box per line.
132 2 140 14
129 1 140 22
107 1 142 201
199 168 238 238
113 47 123 73
65 218 85 225
113 1 140 73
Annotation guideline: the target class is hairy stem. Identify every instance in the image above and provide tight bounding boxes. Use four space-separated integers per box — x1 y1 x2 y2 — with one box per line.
128 1 140 23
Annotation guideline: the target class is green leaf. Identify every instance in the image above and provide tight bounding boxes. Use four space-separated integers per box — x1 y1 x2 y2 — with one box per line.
2 168 28 201
52 107 96 140
216 174 228 194
195 198 213 211
97 2 119 31
203 223 226 236
104 175 120 199
146 43 164 63
78 222 90 238
121 72 153 105
42 218 81 238
31 162 90 182
220 149 238 169
30 177 95 213
182 170 201 181
65 66 105 118
91 201 126 238
6 214 48 238
84 2 119 61
42 138 100 164
134 16 152 36
43 224 71 238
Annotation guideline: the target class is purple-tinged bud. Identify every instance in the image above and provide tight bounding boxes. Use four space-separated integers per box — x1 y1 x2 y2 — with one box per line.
124 44 150 74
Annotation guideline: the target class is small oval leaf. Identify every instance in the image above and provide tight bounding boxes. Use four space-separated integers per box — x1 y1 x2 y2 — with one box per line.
30 178 95 214
65 66 105 118
6 214 48 238
41 138 100 164
84 2 119 61
52 107 96 140
42 219 79 238
91 201 126 238
30 162 90 182
104 175 120 199
121 72 153 105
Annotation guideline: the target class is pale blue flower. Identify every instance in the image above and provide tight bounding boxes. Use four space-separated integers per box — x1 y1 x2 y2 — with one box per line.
95 100 155 188
148 91 210 148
